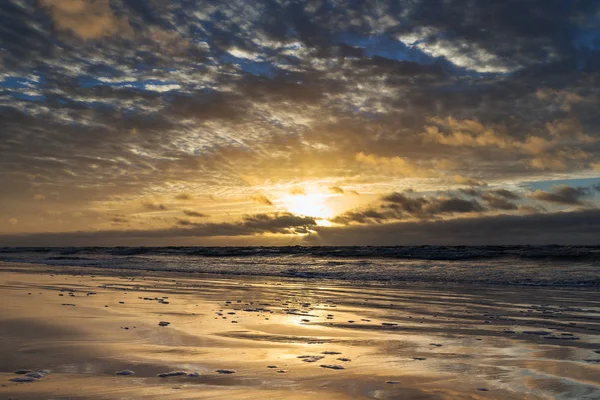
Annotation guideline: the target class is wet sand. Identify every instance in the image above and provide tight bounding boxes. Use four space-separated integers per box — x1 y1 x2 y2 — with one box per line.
1 262 599 399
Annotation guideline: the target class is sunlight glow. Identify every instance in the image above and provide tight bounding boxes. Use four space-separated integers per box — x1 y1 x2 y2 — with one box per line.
280 193 335 219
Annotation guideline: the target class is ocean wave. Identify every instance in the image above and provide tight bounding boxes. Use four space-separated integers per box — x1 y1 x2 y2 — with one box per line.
1 245 599 261
1 246 599 287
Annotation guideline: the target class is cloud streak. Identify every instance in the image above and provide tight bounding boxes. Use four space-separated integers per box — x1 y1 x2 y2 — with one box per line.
531 185 593 205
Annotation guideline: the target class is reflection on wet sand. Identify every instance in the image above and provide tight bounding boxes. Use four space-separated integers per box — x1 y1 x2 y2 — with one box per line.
1 262 599 399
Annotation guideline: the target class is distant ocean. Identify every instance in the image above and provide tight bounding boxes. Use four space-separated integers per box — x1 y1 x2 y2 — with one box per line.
1 246 599 287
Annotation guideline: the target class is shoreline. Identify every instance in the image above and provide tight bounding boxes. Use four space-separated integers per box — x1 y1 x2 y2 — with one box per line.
1 262 600 399
1 259 599 289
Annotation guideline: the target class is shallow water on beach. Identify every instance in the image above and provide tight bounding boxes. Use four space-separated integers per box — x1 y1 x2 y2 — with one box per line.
1 263 599 399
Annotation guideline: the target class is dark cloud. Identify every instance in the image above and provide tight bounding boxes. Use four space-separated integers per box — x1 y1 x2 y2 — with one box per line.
457 188 522 210
531 185 593 205
458 188 481 197
454 176 487 187
328 186 344 194
434 197 485 214
176 218 194 226
242 213 316 234
182 210 207 218
384 192 486 215
171 212 318 236
142 201 168 211
175 193 194 201
251 195 274 206
316 209 600 246
0 212 317 245
331 208 389 225
480 193 519 211
333 192 486 224
489 188 522 200
4 208 596 246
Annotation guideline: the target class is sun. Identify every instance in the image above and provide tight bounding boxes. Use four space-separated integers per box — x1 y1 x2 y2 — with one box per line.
281 194 334 220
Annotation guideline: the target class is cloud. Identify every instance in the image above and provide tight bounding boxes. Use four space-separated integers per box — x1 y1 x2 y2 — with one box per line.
458 188 522 210
40 0 132 40
422 117 512 149
330 208 389 225
182 210 208 218
453 175 487 187
529 149 590 171
489 189 522 200
531 185 592 205
355 152 434 177
0 212 317 245
536 89 584 112
290 187 306 195
332 191 486 224
33 194 46 201
241 213 316 234
174 193 194 201
176 218 194 226
142 201 168 211
458 188 481 197
430 197 486 214
422 116 597 172
4 208 600 246
315 210 600 246
480 193 519 211
328 186 344 194
251 195 274 206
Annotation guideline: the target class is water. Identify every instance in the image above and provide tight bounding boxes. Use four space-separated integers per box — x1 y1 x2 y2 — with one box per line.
0 246 599 287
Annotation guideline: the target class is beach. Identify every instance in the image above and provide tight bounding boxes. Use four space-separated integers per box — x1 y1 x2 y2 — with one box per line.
1 261 600 399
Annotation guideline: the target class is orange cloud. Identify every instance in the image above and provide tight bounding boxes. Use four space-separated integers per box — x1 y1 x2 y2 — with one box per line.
453 175 487 187
356 152 435 177
423 117 596 172
290 187 306 195
40 0 132 40
422 117 512 148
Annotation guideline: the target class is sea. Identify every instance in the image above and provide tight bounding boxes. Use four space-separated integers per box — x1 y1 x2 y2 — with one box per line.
0 246 599 287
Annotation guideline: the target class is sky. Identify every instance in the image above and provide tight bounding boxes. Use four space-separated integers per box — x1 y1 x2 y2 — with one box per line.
1 0 599 246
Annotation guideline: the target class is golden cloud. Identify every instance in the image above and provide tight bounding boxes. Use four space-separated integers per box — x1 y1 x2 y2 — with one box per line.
355 152 436 177
250 195 274 206
423 116 595 172
453 175 487 187
40 0 132 40
422 117 512 148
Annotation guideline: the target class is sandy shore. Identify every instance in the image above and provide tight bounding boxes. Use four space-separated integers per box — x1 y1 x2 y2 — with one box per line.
1 262 599 399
